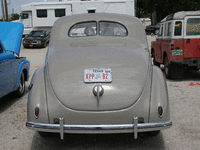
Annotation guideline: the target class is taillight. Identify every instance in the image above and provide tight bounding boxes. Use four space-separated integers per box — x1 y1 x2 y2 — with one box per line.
158 106 164 117
146 26 148 29
34 106 40 118
171 44 174 50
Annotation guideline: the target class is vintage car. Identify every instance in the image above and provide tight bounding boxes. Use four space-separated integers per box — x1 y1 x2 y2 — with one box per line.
151 11 200 79
26 13 172 139
23 30 50 48
0 22 30 98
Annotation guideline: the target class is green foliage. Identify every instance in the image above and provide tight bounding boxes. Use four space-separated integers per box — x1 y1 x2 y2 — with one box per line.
9 13 20 21
136 0 200 22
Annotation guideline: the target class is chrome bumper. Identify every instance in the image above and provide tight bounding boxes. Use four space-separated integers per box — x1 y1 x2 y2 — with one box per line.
26 117 172 140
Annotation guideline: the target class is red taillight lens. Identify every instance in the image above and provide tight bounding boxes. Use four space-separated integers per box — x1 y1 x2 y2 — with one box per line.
171 44 174 50
34 107 39 118
146 26 148 29
158 106 164 117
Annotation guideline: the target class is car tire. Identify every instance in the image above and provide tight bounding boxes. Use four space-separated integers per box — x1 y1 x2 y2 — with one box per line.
43 42 47 48
23 45 28 48
152 51 160 67
164 56 171 79
13 72 25 97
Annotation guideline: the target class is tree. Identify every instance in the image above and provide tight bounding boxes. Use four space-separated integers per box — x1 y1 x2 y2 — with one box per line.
136 0 200 24
9 13 20 21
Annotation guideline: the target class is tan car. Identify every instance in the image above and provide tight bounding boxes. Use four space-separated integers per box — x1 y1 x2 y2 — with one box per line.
26 13 172 139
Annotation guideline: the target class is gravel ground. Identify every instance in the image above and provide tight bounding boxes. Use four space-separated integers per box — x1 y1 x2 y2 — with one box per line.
0 36 200 150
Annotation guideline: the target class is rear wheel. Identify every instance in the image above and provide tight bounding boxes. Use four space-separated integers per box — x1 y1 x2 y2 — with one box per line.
13 72 25 97
152 51 160 67
164 55 171 79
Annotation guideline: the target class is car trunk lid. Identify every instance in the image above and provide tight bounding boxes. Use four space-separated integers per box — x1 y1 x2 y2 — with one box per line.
46 45 149 111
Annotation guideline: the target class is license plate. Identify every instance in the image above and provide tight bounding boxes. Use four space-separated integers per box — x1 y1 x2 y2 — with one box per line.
29 45 33 47
84 68 112 83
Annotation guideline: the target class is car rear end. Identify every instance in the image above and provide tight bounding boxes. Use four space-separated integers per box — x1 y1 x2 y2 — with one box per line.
26 14 172 139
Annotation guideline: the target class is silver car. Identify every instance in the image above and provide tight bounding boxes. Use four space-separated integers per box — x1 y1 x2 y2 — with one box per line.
26 13 172 139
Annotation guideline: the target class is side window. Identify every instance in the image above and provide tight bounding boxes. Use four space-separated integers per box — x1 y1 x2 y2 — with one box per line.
21 13 29 19
55 9 65 17
69 22 97 37
174 21 182 36
164 23 168 36
167 22 172 36
37 10 47 18
158 24 163 37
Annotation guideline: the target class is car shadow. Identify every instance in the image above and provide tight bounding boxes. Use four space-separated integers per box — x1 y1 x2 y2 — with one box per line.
167 70 200 82
0 87 29 114
30 132 165 150
159 65 200 81
24 47 46 49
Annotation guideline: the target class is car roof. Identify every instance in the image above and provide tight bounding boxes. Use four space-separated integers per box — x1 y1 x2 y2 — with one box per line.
161 10 200 22
50 13 147 46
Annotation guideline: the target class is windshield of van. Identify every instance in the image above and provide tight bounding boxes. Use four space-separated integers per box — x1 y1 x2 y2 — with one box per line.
186 18 200 35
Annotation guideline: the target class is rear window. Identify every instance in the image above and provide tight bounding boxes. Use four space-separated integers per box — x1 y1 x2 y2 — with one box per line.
186 18 200 35
69 22 97 37
68 21 127 37
99 22 128 36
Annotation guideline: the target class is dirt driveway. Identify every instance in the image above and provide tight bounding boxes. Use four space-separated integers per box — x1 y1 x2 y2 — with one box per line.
0 36 200 150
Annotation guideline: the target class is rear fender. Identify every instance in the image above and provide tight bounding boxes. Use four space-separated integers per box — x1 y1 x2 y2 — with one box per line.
13 58 30 91
27 66 49 123
149 66 170 122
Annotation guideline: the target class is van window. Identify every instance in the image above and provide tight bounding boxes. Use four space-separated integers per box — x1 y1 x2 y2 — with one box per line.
186 18 200 35
21 13 29 19
37 10 47 18
55 9 65 17
164 22 172 36
167 22 172 36
174 21 182 36
164 23 168 36
158 24 163 36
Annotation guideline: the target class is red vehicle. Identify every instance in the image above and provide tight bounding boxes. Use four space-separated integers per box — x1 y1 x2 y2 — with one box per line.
151 11 200 78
